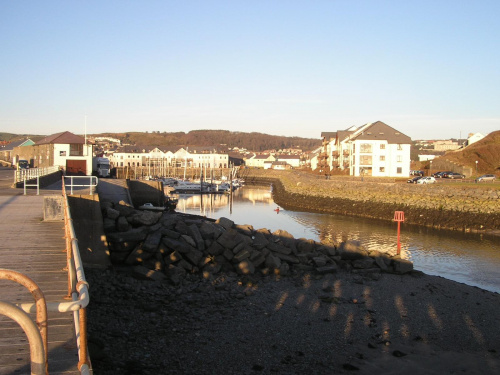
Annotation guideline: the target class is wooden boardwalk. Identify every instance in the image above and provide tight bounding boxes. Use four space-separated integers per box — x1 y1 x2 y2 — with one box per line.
0 192 81 374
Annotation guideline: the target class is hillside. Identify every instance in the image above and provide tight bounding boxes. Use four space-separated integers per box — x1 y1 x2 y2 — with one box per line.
0 133 45 143
92 130 321 152
439 131 500 174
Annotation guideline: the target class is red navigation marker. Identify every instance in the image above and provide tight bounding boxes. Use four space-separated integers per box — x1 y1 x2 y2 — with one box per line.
394 211 405 255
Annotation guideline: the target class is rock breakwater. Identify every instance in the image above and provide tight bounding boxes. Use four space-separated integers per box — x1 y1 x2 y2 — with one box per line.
101 200 413 283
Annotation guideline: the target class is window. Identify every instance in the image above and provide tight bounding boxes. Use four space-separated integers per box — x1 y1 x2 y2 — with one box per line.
380 144 386 150
397 155 402 162
60 151 66 156
397 167 402 174
379 167 385 173
360 155 372 165
69 144 83 156
380 155 385 161
360 143 372 153
397 144 403 150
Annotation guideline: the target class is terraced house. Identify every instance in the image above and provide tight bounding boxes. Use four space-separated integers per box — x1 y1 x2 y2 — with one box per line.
319 121 411 177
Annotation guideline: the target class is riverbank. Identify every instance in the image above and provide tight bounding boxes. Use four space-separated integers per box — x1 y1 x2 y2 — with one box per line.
239 169 500 234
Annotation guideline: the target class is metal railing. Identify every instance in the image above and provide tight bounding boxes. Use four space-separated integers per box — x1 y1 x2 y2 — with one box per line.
0 177 91 374
0 270 48 375
15 166 60 183
64 176 98 195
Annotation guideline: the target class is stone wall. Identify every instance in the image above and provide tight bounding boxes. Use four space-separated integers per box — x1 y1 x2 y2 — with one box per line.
239 169 500 233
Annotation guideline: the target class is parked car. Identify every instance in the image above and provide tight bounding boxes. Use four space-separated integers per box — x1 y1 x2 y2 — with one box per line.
446 172 465 179
417 177 436 184
434 171 453 178
407 176 422 183
476 174 496 182
410 170 424 176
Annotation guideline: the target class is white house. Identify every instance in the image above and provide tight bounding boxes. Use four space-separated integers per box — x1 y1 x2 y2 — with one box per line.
467 133 485 146
320 121 412 177
245 154 276 168
13 131 94 175
275 155 301 168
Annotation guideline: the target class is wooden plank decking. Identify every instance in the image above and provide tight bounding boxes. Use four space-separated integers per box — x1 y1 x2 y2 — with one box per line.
0 194 81 374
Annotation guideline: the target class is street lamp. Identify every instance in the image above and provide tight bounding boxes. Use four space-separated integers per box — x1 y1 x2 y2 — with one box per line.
429 160 432 176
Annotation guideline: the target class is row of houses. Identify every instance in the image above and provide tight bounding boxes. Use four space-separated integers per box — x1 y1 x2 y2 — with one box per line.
1 121 413 178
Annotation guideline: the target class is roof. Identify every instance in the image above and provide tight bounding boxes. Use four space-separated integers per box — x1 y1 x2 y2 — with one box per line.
3 139 34 151
276 155 300 159
321 132 337 140
253 154 273 160
349 121 411 144
36 131 87 145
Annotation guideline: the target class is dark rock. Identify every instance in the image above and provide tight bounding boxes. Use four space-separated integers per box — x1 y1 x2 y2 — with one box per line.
162 237 196 254
338 240 369 260
107 227 148 243
116 216 129 232
125 246 154 265
393 257 413 274
142 230 163 253
103 218 117 233
352 258 375 269
188 224 205 251
162 228 181 239
217 228 245 250
216 217 234 230
181 234 197 248
184 249 203 266
130 211 162 226
235 224 254 237
174 220 189 235
207 241 225 256
265 253 281 269
199 221 216 239
267 241 292 255
297 238 316 253
252 232 269 249
105 207 120 220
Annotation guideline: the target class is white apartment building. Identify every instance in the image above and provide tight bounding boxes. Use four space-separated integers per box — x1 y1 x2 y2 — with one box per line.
320 121 412 177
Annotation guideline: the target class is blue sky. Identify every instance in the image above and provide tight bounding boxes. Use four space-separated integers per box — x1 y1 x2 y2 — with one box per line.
1 1 499 140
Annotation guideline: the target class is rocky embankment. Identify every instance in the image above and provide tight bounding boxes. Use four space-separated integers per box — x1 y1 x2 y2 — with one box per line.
87 199 500 374
240 170 500 233
102 200 413 284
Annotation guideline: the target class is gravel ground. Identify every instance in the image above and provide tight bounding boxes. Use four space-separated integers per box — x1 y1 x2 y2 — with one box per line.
86 267 500 375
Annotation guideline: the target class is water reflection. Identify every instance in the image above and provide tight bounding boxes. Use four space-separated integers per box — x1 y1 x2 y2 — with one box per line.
175 185 500 293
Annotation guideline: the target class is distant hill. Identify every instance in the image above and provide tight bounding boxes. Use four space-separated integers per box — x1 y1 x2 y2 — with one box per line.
0 132 45 143
91 130 321 152
438 131 500 174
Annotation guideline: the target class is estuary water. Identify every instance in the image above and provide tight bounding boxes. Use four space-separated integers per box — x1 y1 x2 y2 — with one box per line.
174 185 500 294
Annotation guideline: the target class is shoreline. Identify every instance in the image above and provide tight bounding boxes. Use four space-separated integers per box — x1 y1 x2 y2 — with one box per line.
240 170 500 235
86 198 500 374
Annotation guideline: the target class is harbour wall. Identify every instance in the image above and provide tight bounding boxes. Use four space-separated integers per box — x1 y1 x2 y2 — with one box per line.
239 169 500 234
